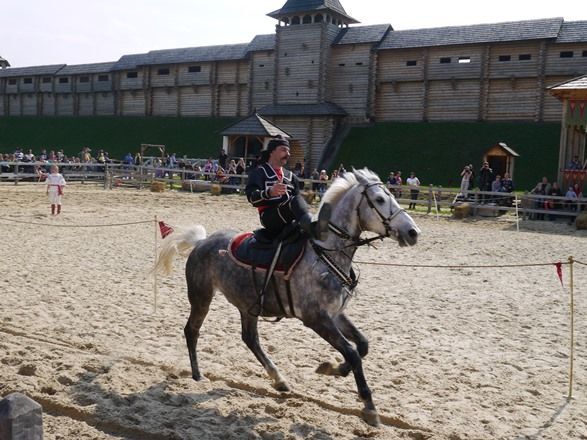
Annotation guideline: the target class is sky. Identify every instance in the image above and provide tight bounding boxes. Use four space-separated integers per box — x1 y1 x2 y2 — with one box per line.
2 0 586 68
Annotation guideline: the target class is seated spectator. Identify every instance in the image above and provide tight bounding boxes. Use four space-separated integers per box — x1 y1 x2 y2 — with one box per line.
544 182 563 219
531 177 551 220
565 186 578 212
491 174 502 192
566 155 583 170
387 172 397 192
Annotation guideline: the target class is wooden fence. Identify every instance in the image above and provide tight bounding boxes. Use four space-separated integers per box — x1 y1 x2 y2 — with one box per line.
1 161 585 221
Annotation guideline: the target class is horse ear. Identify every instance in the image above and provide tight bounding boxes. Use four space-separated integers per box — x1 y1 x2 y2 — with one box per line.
353 168 369 185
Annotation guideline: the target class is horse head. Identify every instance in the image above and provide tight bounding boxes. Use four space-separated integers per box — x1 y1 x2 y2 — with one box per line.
321 168 420 247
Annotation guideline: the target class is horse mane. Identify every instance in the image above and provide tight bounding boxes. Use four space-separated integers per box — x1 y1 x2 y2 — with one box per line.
321 168 381 206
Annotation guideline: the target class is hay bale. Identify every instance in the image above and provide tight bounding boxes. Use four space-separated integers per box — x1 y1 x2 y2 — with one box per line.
453 202 471 219
150 181 165 192
576 213 587 230
301 190 316 204
210 184 222 196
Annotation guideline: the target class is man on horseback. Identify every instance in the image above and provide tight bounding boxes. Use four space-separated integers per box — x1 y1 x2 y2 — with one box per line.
245 136 331 241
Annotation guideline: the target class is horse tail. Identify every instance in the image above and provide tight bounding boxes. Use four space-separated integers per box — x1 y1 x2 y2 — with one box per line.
153 225 207 276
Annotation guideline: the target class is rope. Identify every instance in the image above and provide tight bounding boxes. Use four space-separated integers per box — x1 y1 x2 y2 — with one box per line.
0 216 153 228
574 259 587 266
354 260 569 269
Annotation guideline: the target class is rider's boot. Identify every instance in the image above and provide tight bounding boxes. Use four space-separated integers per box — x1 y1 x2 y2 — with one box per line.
292 196 331 241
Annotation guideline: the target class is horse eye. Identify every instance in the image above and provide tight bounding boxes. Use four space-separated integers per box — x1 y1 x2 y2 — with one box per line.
376 196 385 204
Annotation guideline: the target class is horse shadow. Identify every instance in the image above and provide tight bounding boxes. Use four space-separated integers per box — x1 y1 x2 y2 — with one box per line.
67 366 336 439
511 398 571 440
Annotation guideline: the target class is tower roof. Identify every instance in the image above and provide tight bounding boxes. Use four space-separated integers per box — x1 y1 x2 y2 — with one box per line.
268 0 358 24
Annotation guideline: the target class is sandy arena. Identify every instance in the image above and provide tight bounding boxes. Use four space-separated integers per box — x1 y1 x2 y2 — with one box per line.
0 183 586 439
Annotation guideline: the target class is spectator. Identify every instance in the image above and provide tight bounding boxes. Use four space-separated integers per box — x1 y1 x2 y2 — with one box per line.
491 175 502 193
460 165 472 198
573 183 584 211
395 171 403 198
386 172 397 192
318 169 329 197
478 161 493 202
531 177 551 220
406 171 420 210
565 186 578 212
567 155 583 170
501 173 514 193
545 182 563 219
218 149 228 170
338 163 347 175
236 158 246 175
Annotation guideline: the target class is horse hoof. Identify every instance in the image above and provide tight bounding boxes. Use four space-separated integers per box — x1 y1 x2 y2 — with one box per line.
361 408 380 427
316 362 336 376
274 381 291 393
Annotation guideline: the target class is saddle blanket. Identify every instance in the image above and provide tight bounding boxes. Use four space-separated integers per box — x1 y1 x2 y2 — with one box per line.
228 231 306 277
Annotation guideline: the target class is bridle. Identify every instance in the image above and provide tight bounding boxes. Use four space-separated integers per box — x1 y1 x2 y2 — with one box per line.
310 181 407 290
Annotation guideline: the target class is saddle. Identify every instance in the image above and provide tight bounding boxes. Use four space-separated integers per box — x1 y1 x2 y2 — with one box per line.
229 226 306 278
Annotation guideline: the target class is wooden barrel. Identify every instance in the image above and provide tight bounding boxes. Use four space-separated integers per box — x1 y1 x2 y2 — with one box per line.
453 202 471 219
210 184 222 195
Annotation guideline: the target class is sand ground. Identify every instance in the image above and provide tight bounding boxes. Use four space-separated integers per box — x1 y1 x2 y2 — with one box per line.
0 182 586 439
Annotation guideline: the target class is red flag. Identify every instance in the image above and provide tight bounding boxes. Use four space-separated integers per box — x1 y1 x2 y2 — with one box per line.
158 221 174 238
555 262 563 287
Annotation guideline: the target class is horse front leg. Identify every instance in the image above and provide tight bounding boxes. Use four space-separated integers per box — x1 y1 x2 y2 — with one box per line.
239 311 290 392
316 312 368 378
305 312 380 426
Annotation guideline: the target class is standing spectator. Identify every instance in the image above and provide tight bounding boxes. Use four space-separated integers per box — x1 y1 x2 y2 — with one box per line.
395 171 403 198
236 158 246 175
460 165 472 198
567 155 582 170
545 182 563 219
318 169 329 198
218 149 228 170
478 161 493 202
46 164 66 216
386 172 397 193
406 171 420 210
531 177 551 220
491 175 502 193
565 186 578 212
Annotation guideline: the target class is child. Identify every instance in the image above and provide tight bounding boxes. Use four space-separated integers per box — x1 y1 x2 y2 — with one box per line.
46 164 66 215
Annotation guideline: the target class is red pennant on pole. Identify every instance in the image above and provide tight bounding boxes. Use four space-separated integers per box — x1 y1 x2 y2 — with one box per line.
158 221 174 238
555 262 563 287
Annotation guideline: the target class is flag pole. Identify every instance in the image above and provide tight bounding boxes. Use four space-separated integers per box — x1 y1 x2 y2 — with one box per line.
153 215 158 313
568 256 575 400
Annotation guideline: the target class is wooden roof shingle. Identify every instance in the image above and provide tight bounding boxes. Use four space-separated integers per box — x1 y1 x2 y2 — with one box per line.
146 43 250 66
58 62 117 75
221 113 291 137
0 64 66 78
556 21 587 43
248 34 276 52
268 0 358 23
333 24 391 45
379 17 564 50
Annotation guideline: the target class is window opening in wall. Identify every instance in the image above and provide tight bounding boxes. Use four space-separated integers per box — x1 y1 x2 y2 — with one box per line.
58 77 69 83
498 55 511 62
264 81 269 90
79 76 90 83
126 71 138 79
355 62 363 66
560 51 574 58
302 15 312 24
23 78 33 84
98 75 109 82
338 63 346 67
259 64 265 67
285 67 290 76
291 16 300 25
157 68 170 75
42 77 52 83
518 54 532 61
440 57 451 64
315 14 323 23
188 65 201 73
583 50 587 57
8 79 17 85
406 60 417 66
458 56 471 64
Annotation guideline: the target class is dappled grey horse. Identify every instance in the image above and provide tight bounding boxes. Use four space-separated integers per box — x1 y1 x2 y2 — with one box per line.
154 168 420 425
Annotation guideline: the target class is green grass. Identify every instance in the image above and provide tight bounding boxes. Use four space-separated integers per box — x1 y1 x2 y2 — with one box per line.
333 121 561 191
0 116 237 160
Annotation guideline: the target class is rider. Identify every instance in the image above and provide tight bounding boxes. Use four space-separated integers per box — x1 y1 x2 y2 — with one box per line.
245 136 331 241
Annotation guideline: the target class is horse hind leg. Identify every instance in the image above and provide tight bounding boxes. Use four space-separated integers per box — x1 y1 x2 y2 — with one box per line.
316 312 368 378
184 278 215 381
239 311 290 392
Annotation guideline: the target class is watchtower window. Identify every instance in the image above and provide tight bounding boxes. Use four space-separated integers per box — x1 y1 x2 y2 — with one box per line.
23 78 33 84
315 14 323 23
326 14 331 23
302 15 312 24
518 54 532 61
440 57 451 64
42 77 52 83
458 57 471 64
58 77 69 84
259 64 265 68
291 16 300 25
406 60 417 66
98 74 109 82
188 65 201 73
157 68 170 75
498 55 511 62
126 72 138 79
79 76 90 83
560 51 574 58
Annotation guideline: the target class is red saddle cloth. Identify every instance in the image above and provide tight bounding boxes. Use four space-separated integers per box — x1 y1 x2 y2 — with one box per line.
228 231 306 276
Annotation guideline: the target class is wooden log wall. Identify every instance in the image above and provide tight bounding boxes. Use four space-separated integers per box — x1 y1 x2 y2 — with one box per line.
249 51 275 110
